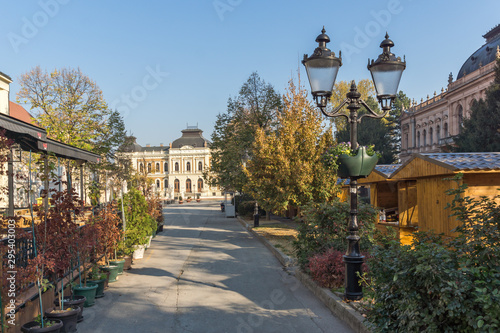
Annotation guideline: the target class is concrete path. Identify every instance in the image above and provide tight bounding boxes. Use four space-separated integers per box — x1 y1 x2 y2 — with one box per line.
78 201 353 333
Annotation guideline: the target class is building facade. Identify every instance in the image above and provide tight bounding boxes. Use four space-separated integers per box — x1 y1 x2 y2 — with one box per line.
126 126 221 199
400 25 500 161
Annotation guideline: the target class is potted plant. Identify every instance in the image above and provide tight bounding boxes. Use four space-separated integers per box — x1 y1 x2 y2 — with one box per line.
119 188 155 260
92 202 123 283
186 196 192 203
196 193 201 202
72 222 98 308
21 316 63 333
86 265 107 298
178 196 183 204
31 187 87 331
322 142 380 178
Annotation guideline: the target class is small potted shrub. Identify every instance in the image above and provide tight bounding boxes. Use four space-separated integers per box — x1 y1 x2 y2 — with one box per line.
196 193 201 202
178 196 183 204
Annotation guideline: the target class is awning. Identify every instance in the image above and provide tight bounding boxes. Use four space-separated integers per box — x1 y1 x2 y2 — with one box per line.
38 139 100 163
1 112 100 163
0 113 46 141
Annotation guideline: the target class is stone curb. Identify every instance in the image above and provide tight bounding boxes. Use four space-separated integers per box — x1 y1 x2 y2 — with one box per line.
236 216 371 333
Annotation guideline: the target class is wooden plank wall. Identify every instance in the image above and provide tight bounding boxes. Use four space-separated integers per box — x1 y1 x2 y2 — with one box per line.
398 180 418 227
417 176 458 236
464 173 500 203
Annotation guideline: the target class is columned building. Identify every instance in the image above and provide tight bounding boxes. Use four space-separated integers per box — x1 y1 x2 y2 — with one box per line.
400 24 500 161
126 126 221 199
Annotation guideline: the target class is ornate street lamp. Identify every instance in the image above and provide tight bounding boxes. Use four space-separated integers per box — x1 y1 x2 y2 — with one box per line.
303 28 405 300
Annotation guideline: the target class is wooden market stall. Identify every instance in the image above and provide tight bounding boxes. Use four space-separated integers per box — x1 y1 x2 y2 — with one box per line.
391 152 500 238
340 153 500 243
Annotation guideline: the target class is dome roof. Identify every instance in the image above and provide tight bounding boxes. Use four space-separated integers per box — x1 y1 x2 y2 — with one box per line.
171 127 210 148
457 25 500 79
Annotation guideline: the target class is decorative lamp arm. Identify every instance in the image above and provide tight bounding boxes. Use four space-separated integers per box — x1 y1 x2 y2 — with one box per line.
319 98 350 120
358 98 391 122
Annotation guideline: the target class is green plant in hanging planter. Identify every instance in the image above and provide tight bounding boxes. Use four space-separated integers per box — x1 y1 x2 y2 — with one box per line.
322 142 381 178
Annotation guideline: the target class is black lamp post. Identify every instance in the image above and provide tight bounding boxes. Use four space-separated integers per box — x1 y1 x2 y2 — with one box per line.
303 28 405 300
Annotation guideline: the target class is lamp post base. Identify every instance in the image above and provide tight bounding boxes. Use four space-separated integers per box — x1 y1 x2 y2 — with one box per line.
343 253 364 300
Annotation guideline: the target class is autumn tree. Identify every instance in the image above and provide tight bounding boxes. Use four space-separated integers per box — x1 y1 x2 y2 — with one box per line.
329 79 375 133
454 58 500 152
17 66 110 151
244 78 339 214
17 67 132 202
206 72 281 192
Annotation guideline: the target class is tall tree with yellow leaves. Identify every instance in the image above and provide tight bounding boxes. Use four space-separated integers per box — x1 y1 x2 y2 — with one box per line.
329 79 375 133
17 66 110 152
244 78 340 214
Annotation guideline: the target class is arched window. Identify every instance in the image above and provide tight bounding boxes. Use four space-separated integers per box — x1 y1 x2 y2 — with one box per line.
429 127 433 145
186 179 192 193
417 131 421 147
186 162 191 172
174 179 180 193
444 123 448 138
139 163 144 173
457 105 464 133
423 129 427 146
156 163 160 173
198 161 203 171
147 163 151 173
197 178 203 192
164 179 168 189
164 162 168 172
156 180 160 188
436 125 441 141
175 162 179 172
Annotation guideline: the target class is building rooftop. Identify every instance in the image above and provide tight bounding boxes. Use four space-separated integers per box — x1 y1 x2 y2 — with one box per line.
457 24 500 79
171 127 210 149
375 164 401 177
420 152 500 171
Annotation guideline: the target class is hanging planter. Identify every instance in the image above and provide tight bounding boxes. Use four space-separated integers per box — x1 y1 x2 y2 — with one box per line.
337 146 379 178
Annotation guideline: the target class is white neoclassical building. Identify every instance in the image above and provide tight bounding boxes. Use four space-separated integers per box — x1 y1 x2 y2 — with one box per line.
125 126 221 199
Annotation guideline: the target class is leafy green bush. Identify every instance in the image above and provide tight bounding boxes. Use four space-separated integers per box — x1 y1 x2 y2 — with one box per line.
119 188 155 249
366 179 500 332
294 200 378 269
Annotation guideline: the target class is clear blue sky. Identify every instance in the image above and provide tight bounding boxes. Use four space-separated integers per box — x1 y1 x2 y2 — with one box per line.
1 0 499 146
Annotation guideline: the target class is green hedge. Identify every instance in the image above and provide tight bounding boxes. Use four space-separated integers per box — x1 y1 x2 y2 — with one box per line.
366 179 500 332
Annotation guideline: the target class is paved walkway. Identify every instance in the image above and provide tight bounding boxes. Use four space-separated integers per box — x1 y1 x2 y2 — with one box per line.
78 202 353 333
